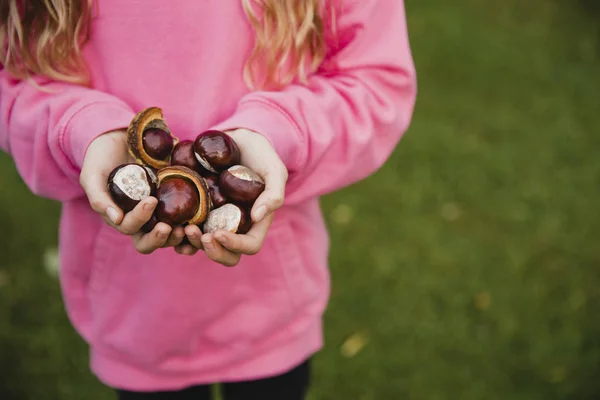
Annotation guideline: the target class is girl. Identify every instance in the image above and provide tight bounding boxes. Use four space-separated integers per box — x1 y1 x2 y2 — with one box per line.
0 0 417 398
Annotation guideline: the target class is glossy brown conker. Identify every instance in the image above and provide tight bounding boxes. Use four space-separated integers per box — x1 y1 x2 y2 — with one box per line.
219 165 265 206
204 174 228 208
143 166 158 185
141 214 159 233
107 163 156 213
202 203 252 235
155 178 199 227
142 128 174 161
170 140 212 176
193 130 241 173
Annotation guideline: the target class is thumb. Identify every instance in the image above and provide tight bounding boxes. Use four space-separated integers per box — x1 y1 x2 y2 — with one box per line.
81 171 123 225
251 170 286 223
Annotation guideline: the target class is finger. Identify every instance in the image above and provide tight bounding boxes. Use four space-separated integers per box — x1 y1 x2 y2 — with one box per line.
201 233 241 267
251 165 287 223
162 226 186 247
131 222 172 254
82 171 124 225
212 213 273 255
174 245 199 256
184 224 205 251
118 197 159 235
95 196 157 236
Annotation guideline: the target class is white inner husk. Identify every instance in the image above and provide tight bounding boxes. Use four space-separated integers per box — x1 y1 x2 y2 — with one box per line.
194 153 218 173
229 165 263 183
115 164 151 200
144 166 158 183
204 204 241 233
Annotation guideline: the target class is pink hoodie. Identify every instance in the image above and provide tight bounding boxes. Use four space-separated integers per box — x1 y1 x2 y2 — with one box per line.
0 0 416 391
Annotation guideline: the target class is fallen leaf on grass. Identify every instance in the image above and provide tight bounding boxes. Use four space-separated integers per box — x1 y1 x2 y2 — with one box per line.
331 204 354 225
340 331 369 358
474 291 491 310
0 270 8 287
43 247 60 278
441 202 461 221
549 366 567 383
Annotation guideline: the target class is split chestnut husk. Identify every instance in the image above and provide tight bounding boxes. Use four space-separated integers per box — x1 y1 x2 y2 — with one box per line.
154 166 211 227
127 107 179 169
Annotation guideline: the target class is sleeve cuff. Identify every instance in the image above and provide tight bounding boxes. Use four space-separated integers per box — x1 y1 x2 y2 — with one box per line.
64 102 136 168
211 100 304 172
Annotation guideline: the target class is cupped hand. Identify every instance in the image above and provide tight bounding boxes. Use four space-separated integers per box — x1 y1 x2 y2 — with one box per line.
79 130 185 254
174 128 288 266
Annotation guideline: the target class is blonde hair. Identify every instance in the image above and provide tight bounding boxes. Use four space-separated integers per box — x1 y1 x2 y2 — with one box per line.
0 0 332 89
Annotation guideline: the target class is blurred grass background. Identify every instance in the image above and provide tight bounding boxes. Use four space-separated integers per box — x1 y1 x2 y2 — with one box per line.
1 0 600 399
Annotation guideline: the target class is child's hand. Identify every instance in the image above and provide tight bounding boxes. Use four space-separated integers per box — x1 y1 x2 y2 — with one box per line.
80 130 186 254
174 128 288 266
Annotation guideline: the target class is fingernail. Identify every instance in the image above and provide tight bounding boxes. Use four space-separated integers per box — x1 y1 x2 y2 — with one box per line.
106 207 119 224
144 200 155 211
158 230 169 240
202 237 214 251
217 234 228 246
255 205 267 221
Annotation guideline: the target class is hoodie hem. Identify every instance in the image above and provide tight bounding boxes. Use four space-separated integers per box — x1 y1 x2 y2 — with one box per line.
90 320 323 392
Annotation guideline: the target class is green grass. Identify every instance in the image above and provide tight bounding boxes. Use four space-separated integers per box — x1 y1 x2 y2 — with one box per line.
1 1 600 399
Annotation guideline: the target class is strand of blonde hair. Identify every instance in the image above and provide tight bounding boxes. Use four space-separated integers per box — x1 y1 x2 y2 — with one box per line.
242 0 329 89
0 0 93 85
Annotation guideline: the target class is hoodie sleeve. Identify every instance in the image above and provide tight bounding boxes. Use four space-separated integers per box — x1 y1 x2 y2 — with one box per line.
0 70 136 202
212 0 417 204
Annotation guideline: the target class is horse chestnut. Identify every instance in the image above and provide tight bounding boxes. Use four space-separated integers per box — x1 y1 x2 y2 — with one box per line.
154 166 211 227
219 165 265 205
107 163 156 213
202 204 252 235
142 128 173 161
170 140 212 176
193 130 241 173
141 214 159 233
128 107 179 169
204 174 228 208
155 178 199 227
143 166 158 185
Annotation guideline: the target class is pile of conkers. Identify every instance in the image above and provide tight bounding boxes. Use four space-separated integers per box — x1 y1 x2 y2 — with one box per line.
107 107 265 235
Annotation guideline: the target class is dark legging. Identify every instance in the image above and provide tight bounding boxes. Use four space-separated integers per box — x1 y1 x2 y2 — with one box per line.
115 359 311 400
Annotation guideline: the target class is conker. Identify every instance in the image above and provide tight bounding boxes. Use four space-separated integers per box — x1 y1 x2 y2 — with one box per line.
142 128 173 161
107 163 156 213
193 130 241 173
203 204 252 235
204 174 228 208
219 165 265 205
170 140 212 176
141 214 159 233
127 107 179 169
143 166 158 185
154 166 211 227
155 178 199 227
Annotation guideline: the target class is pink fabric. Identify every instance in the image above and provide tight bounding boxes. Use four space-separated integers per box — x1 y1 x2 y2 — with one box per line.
0 0 417 391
